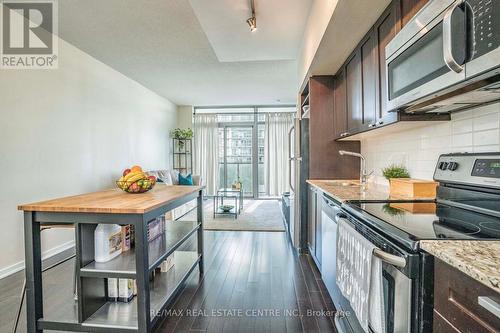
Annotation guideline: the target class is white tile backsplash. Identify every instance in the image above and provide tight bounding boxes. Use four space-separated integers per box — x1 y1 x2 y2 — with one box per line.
473 112 500 132
473 129 500 145
362 102 500 186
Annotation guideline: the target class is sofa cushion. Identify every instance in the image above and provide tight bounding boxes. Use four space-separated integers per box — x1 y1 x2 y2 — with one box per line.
146 170 202 186
169 170 180 185
146 170 173 185
179 173 194 185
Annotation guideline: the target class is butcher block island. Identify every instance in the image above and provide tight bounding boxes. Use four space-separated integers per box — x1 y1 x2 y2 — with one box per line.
18 184 205 333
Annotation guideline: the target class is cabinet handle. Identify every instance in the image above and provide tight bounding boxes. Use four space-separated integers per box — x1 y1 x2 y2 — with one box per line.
478 296 500 319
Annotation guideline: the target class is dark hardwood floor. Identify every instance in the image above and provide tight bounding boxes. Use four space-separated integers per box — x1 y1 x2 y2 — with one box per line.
1 231 337 333
157 231 337 333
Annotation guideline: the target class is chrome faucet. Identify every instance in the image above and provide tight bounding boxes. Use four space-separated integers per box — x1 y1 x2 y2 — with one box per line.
339 150 372 186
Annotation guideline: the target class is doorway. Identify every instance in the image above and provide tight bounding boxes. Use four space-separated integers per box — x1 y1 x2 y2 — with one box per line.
218 125 255 197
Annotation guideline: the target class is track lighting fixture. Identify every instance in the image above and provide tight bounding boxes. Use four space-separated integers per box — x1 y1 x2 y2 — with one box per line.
246 0 257 32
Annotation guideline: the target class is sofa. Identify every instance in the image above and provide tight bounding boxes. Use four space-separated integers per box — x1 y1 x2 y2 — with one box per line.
146 169 203 220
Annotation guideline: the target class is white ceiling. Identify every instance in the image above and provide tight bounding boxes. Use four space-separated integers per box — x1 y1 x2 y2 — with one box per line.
56 0 312 106
189 0 311 62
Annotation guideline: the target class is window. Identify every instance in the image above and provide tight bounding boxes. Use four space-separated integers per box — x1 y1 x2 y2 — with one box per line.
195 106 295 198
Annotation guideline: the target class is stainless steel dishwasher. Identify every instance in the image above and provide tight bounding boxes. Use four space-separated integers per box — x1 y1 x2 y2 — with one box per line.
320 194 341 302
321 194 359 333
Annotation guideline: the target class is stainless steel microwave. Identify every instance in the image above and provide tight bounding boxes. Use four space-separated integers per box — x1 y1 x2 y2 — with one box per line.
385 0 500 114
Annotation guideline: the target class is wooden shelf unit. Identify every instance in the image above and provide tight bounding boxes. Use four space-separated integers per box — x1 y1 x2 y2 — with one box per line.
173 138 193 175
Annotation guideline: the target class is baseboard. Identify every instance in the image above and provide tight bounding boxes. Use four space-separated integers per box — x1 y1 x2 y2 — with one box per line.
0 240 75 279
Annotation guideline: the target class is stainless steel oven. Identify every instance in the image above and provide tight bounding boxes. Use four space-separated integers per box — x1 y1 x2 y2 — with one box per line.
386 0 500 113
325 196 418 333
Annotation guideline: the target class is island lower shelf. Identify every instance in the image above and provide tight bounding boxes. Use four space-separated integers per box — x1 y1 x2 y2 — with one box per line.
80 221 201 279
38 251 201 332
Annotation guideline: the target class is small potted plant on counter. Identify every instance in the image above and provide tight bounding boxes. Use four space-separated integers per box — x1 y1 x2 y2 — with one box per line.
383 164 410 193
383 164 410 182
382 165 437 199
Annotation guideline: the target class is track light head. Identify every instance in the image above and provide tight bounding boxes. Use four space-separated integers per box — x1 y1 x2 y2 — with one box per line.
246 16 257 32
246 0 257 32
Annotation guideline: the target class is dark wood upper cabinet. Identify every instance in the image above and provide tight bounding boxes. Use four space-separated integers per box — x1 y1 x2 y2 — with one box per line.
329 0 448 140
307 76 360 180
333 68 347 138
375 3 400 123
361 30 378 128
345 52 363 134
400 0 429 28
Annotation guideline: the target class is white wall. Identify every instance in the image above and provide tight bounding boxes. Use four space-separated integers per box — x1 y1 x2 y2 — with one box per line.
177 105 194 129
362 103 500 186
0 37 177 277
297 0 339 87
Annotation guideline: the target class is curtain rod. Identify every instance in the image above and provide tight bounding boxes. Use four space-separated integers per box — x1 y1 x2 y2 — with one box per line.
194 104 295 109
194 111 294 115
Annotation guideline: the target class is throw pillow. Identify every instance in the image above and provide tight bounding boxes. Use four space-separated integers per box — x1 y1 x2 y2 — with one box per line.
178 173 193 185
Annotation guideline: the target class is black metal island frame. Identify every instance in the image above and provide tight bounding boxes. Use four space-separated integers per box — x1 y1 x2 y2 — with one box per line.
18 185 205 333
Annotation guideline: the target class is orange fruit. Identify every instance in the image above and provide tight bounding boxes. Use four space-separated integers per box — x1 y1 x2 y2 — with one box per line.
131 165 142 173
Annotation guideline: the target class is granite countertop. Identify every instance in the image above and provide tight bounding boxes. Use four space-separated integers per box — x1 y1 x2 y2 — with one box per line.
421 240 500 293
308 179 500 292
306 179 391 202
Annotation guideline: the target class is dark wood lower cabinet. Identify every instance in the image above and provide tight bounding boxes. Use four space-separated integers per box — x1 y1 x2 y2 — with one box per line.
434 259 500 333
433 310 461 333
307 185 317 259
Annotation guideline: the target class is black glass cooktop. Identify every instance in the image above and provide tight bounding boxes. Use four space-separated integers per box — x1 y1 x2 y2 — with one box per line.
347 201 500 241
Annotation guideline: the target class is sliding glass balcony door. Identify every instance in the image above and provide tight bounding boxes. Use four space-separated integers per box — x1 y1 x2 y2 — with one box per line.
219 126 254 197
196 106 295 199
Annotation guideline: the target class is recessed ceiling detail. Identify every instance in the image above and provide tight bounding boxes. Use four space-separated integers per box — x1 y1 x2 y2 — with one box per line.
56 0 311 105
188 0 312 62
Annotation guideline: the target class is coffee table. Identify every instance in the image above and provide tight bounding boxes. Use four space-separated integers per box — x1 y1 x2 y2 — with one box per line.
213 188 243 219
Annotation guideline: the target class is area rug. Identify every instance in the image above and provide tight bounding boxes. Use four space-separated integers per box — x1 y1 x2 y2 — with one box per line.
180 199 286 232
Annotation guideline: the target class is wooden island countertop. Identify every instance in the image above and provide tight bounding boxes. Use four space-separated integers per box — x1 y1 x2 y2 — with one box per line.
18 184 205 214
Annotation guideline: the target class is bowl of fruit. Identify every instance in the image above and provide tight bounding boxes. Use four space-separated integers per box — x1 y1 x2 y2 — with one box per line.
116 165 157 193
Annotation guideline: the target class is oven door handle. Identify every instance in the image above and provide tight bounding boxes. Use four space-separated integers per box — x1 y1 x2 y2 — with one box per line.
373 248 406 268
443 0 465 73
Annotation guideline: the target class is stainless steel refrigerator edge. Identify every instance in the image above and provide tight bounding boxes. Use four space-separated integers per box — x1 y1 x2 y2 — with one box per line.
288 111 309 251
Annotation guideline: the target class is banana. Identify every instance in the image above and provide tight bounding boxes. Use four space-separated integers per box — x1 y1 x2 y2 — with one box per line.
117 176 126 190
123 171 141 182
126 173 146 187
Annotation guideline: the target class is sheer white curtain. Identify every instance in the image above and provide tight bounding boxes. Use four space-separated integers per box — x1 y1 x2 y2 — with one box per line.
264 112 294 196
193 114 219 195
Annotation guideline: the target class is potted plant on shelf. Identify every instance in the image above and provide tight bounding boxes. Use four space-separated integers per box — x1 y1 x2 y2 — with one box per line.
171 128 193 151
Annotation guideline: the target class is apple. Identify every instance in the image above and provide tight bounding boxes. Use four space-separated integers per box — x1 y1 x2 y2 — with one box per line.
148 175 157 185
123 168 131 176
129 182 140 193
